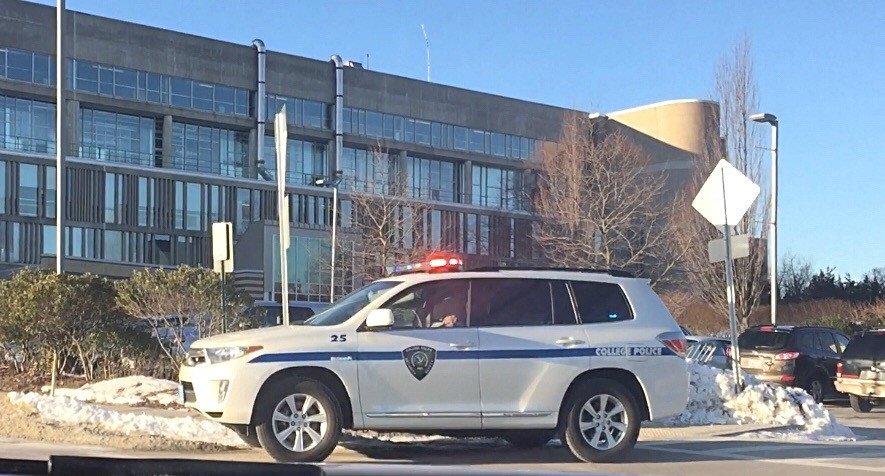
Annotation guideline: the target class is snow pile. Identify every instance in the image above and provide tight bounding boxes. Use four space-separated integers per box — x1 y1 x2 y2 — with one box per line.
40 376 179 407
661 362 855 441
8 391 246 448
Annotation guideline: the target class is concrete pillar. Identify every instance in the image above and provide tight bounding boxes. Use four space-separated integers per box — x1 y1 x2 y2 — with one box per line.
462 160 472 204
63 99 79 158
161 115 173 168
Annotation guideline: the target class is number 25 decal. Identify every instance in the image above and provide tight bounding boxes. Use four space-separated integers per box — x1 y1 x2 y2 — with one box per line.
331 334 347 342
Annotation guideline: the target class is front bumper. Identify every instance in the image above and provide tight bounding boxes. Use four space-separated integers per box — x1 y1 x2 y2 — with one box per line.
178 357 268 424
835 378 884 399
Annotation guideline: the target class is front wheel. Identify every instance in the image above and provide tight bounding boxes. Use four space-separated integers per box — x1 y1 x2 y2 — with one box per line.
850 394 873 413
255 378 341 462
562 378 641 463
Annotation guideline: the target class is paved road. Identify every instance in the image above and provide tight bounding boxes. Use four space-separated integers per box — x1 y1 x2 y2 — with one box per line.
1 403 882 475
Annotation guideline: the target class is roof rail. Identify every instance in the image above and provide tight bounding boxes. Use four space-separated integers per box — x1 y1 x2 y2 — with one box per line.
464 266 635 278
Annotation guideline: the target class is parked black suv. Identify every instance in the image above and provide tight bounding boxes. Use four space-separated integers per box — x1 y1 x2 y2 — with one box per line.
737 325 850 402
836 330 884 413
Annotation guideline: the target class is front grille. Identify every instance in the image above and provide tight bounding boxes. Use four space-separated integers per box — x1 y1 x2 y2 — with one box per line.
181 381 196 403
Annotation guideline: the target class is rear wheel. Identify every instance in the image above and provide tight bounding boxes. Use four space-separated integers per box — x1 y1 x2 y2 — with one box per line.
562 378 640 463
850 394 873 413
254 378 341 462
502 430 554 448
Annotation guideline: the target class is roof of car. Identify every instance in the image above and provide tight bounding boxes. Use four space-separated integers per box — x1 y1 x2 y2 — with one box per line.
378 268 638 285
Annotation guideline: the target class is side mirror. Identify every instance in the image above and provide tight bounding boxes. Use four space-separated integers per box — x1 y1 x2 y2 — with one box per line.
365 309 394 330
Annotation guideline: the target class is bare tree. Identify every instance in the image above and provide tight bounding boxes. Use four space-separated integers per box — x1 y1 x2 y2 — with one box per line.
533 113 686 288
779 252 814 303
676 36 770 330
345 146 435 282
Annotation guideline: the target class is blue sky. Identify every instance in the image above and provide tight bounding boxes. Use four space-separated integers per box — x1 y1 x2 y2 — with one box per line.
46 0 885 277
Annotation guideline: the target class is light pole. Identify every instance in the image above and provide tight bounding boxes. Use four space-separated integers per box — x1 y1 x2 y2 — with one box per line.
750 112 778 325
314 171 343 303
55 0 65 275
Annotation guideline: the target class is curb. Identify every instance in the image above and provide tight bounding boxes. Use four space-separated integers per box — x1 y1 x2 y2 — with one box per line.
639 423 791 440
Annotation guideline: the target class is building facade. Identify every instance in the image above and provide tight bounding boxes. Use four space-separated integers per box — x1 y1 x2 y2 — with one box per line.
0 0 717 302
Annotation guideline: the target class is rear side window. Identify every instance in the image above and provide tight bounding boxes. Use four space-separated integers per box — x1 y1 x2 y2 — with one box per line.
817 331 840 354
842 334 885 360
470 279 554 327
569 281 633 323
739 330 790 350
289 306 316 322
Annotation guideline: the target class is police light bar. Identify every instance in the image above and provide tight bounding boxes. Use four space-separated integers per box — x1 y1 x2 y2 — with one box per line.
387 255 463 276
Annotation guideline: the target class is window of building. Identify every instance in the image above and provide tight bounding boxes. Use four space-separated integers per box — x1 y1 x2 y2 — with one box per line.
105 173 117 224
43 225 55 256
174 181 184 229
0 161 5 214
236 188 253 235
470 279 554 327
274 235 340 302
472 165 523 210
186 182 202 231
263 136 328 186
105 230 123 261
0 95 56 154
479 215 490 255
171 122 249 178
469 129 485 153
415 120 431 145
45 166 55 219
466 213 477 254
405 156 458 203
340 147 391 194
80 108 155 166
18 164 38 217
137 177 151 226
366 111 382 137
67 57 249 116
570 281 634 323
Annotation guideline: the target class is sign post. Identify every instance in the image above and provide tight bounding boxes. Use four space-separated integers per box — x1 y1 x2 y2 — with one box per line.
211 222 234 333
275 106 291 326
692 159 761 392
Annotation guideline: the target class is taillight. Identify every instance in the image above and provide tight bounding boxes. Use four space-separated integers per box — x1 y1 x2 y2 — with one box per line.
760 326 774 332
837 362 859 379
657 332 687 358
774 351 800 360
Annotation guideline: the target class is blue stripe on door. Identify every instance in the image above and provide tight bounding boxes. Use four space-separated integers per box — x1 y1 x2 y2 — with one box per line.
248 346 675 364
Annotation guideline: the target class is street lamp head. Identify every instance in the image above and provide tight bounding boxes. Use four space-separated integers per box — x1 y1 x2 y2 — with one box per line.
312 177 327 186
587 112 608 120
749 112 778 124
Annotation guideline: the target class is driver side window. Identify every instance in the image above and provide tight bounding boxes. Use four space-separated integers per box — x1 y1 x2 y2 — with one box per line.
380 279 469 329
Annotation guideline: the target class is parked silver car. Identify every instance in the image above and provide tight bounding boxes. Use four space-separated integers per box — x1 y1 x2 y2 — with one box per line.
686 336 732 370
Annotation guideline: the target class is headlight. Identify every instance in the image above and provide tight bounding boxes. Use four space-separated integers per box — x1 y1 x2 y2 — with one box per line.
204 346 263 364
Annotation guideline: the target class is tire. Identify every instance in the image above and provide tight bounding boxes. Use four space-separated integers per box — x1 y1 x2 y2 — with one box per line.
805 376 825 403
850 394 873 413
562 378 641 463
502 430 554 448
254 378 342 462
224 424 261 448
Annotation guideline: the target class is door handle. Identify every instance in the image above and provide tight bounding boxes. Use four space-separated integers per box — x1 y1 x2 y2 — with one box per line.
555 337 585 347
449 342 475 350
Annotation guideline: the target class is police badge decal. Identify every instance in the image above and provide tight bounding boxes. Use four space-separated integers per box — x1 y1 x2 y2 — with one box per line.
402 345 436 381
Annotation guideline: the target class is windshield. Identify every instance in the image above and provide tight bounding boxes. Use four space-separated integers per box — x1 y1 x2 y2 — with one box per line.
738 330 790 350
303 281 401 326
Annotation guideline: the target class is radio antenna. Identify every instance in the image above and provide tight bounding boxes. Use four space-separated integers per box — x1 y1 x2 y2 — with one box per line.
420 24 430 82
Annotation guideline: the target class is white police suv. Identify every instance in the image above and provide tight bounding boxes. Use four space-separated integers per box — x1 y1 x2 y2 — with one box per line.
179 257 689 463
